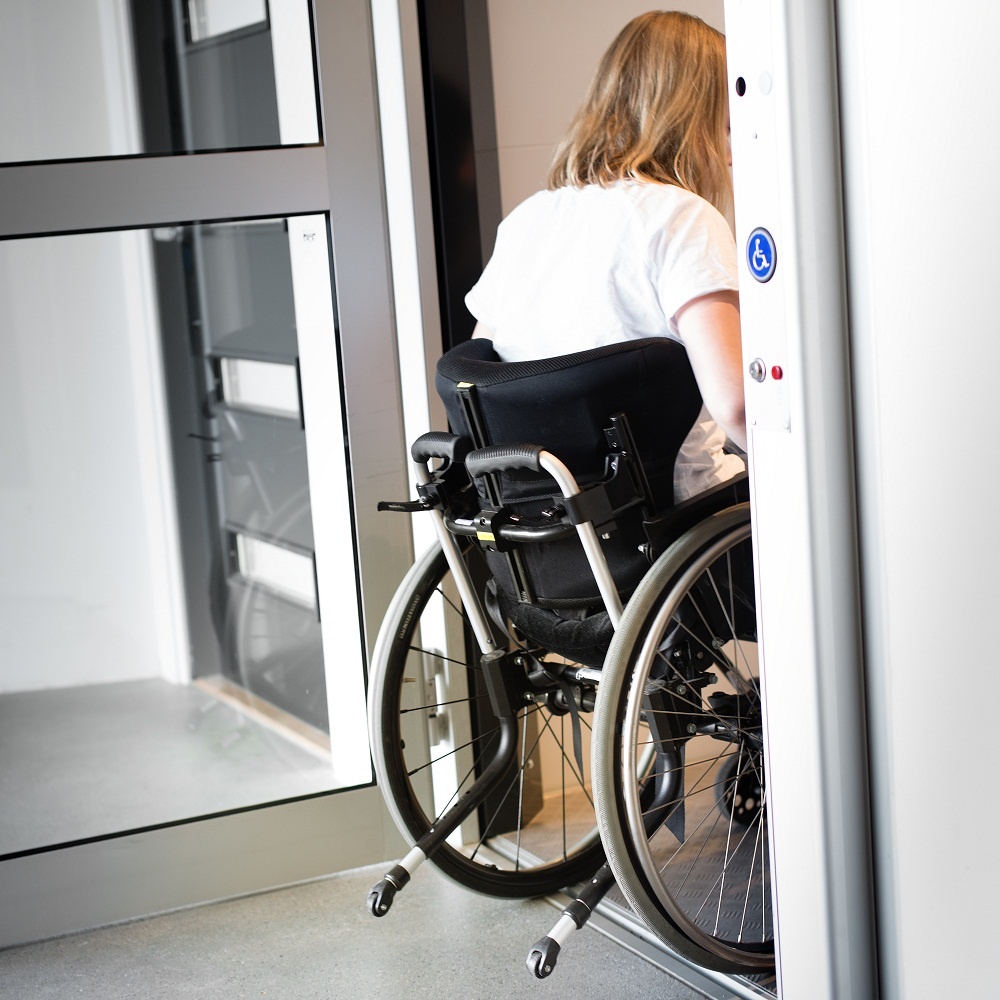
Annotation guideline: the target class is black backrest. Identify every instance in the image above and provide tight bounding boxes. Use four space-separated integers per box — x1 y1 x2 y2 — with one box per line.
435 337 702 605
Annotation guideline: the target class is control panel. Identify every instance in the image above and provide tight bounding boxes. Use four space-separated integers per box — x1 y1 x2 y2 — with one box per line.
725 0 791 434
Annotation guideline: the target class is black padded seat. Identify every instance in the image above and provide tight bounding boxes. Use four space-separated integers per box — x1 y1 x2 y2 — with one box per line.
435 338 703 615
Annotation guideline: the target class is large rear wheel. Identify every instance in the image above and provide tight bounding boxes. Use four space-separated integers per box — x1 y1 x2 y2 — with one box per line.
593 504 774 972
369 540 605 896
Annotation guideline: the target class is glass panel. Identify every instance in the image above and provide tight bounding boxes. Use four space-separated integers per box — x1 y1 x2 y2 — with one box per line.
0 213 366 857
196 219 299 357
0 0 318 164
234 533 316 609
220 358 301 419
188 0 268 43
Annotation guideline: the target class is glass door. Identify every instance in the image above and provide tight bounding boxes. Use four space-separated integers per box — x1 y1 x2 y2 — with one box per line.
158 216 330 737
0 0 412 945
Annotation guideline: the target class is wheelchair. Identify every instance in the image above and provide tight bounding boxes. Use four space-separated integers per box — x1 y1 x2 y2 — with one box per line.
366 337 773 976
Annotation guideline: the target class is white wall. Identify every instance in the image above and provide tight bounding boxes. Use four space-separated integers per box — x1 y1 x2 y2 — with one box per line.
0 233 183 692
838 2 1000 996
0 1 184 690
0 0 140 162
485 0 725 215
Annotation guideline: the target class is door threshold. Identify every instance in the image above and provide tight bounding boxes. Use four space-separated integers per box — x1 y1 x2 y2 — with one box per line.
194 675 331 759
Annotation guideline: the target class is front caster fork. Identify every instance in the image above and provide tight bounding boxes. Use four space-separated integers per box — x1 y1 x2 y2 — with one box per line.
526 863 618 978
367 649 522 916
525 751 684 977
367 853 421 917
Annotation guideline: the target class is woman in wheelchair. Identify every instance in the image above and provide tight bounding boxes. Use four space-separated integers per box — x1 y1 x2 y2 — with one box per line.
368 11 771 979
468 10 746 500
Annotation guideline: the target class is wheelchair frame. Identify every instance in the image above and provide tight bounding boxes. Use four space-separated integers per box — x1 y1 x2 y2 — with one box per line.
366 341 773 978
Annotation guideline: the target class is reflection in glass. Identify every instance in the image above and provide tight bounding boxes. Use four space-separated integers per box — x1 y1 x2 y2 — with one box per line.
188 0 268 43
234 533 316 609
220 357 301 419
0 0 318 163
0 215 355 856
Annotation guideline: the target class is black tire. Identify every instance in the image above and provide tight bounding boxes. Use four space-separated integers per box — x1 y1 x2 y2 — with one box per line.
593 504 775 972
369 540 605 896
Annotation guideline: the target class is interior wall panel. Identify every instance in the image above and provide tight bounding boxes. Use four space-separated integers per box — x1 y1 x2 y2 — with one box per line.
837 2 1000 996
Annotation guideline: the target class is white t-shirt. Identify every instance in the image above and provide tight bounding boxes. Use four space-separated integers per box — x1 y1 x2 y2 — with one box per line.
465 180 745 500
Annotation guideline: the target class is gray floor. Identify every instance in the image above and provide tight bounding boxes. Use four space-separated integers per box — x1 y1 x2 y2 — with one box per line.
0 864 720 1000
0 682 771 999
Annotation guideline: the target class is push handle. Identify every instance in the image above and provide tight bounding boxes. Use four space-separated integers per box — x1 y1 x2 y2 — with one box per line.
410 431 472 466
465 443 544 479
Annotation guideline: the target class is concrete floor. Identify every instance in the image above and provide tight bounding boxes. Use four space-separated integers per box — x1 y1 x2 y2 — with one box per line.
0 682 772 1000
0 864 724 1000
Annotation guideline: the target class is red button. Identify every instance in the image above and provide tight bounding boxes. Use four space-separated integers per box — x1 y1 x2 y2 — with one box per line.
771 365 784 380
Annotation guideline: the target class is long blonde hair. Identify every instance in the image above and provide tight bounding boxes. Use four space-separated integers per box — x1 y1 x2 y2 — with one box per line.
548 11 732 216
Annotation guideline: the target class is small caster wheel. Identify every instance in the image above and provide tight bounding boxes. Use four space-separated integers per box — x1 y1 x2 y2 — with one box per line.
367 878 398 917
526 936 561 979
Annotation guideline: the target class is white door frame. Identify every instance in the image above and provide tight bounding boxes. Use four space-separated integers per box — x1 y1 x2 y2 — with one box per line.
725 1 878 996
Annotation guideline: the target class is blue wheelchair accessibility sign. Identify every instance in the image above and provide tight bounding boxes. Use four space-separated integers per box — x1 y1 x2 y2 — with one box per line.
747 227 777 282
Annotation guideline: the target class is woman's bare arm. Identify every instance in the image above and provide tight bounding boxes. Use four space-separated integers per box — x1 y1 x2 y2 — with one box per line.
675 290 747 451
